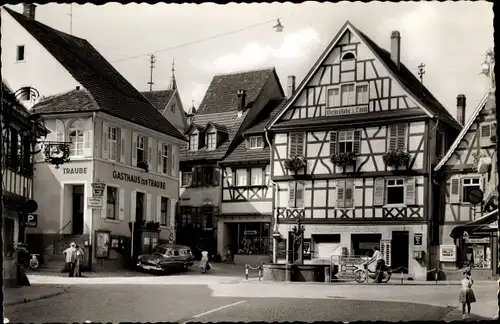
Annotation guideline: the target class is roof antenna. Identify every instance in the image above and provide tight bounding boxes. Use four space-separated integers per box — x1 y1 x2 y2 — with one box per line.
147 54 156 91
417 63 426 96
170 58 177 90
69 4 73 35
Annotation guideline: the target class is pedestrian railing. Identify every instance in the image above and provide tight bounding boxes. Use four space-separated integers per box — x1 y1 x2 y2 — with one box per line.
245 264 263 280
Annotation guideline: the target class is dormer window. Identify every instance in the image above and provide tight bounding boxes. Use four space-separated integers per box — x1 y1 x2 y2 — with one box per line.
249 136 264 149
189 134 198 151
206 132 216 150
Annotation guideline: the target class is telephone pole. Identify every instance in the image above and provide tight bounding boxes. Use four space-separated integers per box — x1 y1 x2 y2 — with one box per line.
417 63 426 95
147 54 156 91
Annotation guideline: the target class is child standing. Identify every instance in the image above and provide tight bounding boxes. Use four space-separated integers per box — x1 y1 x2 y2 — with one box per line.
459 270 476 319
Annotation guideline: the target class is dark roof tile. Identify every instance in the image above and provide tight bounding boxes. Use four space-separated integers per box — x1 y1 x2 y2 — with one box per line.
245 98 286 134
5 7 186 141
33 90 99 114
141 90 175 111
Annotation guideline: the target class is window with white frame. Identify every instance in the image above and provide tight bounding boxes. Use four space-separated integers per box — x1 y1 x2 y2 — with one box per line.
388 124 407 151
386 179 405 205
68 120 84 156
327 88 340 108
338 130 354 153
136 134 145 164
16 45 25 61
206 132 216 150
108 126 118 161
162 144 169 174
106 186 118 220
356 85 369 104
160 196 169 226
341 84 355 106
250 168 263 185
189 134 198 151
236 169 247 186
462 177 481 203
182 172 192 187
249 136 264 149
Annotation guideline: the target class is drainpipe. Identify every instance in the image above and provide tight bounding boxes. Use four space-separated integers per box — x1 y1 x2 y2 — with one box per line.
265 128 280 263
88 111 97 272
429 116 440 278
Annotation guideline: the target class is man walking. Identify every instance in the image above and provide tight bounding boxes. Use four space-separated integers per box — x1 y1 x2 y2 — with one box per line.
74 245 85 277
63 243 77 277
367 246 385 283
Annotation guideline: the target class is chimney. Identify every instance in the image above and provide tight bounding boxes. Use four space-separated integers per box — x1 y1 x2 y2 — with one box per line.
237 89 247 111
287 75 296 98
456 94 466 126
23 4 36 20
390 31 401 68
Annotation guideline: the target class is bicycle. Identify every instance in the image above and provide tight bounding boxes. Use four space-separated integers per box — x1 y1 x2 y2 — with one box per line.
354 263 392 283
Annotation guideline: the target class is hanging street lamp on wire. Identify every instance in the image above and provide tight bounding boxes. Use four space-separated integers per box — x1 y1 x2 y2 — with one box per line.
273 18 284 32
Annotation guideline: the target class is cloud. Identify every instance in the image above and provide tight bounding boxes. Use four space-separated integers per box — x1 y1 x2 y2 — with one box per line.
199 27 321 74
190 82 208 109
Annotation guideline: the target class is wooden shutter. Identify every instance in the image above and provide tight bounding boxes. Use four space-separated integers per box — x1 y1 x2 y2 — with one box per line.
170 198 177 228
55 119 65 142
396 124 406 150
337 180 345 208
405 177 416 205
130 190 137 222
146 193 152 221
353 130 361 154
83 118 93 157
101 185 108 219
131 132 138 166
296 181 305 208
345 179 354 208
156 196 162 223
118 188 125 221
171 145 177 177
157 142 163 173
380 239 391 266
102 121 109 160
388 125 397 151
296 132 304 156
147 137 153 167
373 177 385 206
449 176 461 204
288 181 296 208
120 129 126 164
167 145 173 176
213 167 220 186
481 124 491 138
289 133 298 157
330 131 337 155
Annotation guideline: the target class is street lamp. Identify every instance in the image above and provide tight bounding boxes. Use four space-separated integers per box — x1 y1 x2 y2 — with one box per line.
273 19 284 33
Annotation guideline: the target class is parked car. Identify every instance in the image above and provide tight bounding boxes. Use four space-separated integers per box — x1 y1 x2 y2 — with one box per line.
136 244 194 274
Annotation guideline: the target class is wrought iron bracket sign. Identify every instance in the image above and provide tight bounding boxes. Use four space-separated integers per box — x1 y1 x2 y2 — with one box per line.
43 141 72 169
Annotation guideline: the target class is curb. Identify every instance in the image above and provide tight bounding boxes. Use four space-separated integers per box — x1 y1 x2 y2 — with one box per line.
4 288 69 306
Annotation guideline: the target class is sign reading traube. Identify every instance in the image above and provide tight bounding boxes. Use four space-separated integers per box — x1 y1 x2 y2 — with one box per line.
112 171 166 189
326 105 369 116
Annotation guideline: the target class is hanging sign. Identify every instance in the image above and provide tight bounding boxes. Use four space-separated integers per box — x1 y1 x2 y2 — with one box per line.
91 182 106 197
87 197 103 209
25 213 38 227
414 233 423 246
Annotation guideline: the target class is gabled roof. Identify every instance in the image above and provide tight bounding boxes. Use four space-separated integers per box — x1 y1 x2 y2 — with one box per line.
245 98 286 135
434 91 492 171
197 68 278 115
268 21 461 131
185 123 204 134
141 90 176 112
4 7 186 142
201 122 229 134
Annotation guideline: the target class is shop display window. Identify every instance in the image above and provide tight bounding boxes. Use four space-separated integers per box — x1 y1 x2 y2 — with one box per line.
237 222 270 255
465 239 492 269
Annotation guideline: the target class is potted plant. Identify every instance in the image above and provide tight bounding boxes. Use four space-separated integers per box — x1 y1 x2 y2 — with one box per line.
137 160 149 172
284 156 306 174
330 151 357 169
490 135 497 143
145 221 161 231
382 149 411 168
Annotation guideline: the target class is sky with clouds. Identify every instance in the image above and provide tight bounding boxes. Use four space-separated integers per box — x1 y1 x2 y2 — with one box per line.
6 2 493 120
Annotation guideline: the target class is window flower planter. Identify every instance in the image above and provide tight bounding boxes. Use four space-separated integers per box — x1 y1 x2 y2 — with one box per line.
128 220 161 232
284 156 306 174
330 151 357 168
137 160 149 172
382 149 411 168
490 135 497 143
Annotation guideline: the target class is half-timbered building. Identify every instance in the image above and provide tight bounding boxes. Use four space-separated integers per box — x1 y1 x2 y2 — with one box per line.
266 21 461 280
178 68 284 259
434 89 497 279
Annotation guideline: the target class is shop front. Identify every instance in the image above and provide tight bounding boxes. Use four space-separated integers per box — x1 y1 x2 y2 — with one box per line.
275 223 429 280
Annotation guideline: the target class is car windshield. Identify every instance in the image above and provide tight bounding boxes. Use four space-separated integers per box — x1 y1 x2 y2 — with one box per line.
152 246 168 255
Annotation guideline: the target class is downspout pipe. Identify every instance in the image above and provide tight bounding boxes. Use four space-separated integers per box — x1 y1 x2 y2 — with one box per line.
265 128 280 263
89 111 98 272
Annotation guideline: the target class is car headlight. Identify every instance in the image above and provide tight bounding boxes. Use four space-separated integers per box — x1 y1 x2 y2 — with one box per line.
137 255 142 261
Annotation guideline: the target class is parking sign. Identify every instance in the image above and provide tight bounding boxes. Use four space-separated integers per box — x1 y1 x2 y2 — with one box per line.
25 213 38 227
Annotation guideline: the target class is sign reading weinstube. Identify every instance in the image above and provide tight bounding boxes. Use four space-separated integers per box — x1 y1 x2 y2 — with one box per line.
326 105 369 116
88 197 103 209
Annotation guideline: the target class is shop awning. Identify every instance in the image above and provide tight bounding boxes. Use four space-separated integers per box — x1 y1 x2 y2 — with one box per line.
449 210 498 239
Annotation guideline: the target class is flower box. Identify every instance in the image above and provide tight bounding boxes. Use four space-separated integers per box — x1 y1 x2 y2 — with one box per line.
330 151 357 168
137 160 149 172
382 149 411 167
284 156 306 173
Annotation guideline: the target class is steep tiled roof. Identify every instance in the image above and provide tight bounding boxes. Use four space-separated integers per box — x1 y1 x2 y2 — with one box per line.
180 111 247 162
33 90 99 114
5 7 186 141
353 28 461 130
203 122 229 134
224 98 285 163
141 90 175 111
197 68 276 115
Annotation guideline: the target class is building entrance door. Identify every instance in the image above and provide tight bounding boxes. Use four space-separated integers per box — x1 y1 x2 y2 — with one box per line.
391 231 409 274
72 185 85 234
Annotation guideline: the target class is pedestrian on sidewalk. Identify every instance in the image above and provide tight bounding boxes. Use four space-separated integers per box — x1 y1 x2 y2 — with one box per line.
366 246 385 283
74 244 84 277
459 270 475 320
63 243 77 277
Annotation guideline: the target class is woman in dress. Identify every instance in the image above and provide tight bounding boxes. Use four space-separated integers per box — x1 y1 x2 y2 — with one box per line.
459 270 476 319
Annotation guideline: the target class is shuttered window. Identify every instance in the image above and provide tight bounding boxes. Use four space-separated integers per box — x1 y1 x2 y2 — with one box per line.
380 240 391 267
289 132 304 157
480 122 496 147
336 179 354 208
388 124 407 151
288 181 305 208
